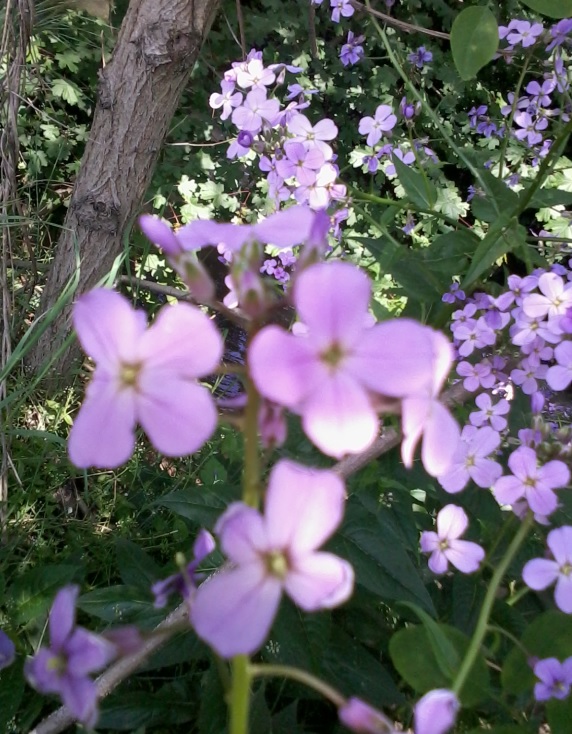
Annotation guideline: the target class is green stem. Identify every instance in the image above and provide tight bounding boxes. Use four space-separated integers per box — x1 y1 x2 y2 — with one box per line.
506 584 530 607
230 656 251 734
487 624 530 658
498 55 532 180
249 664 345 708
452 514 533 698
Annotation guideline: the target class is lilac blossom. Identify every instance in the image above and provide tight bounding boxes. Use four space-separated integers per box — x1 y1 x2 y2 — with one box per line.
547 341 572 390
438 426 502 493
420 504 485 575
287 114 338 160
546 19 572 53
385 149 415 176
442 282 466 304
408 46 433 69
533 657 572 701
235 58 276 89
68 289 223 469
340 31 365 67
249 261 459 473
275 142 325 185
510 358 548 395
190 460 354 657
0 630 15 670
469 393 510 432
338 698 395 733
25 586 116 728
414 689 460 734
523 272 572 320
330 0 354 22
152 529 216 608
231 88 280 133
468 106 498 138
454 317 496 357
456 361 495 392
523 526 572 613
514 112 549 146
493 447 570 516
526 79 555 109
400 96 420 120
209 80 243 120
358 105 397 147
506 20 543 48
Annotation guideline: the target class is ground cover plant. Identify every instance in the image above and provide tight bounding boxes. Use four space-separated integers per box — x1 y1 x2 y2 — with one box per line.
2 0 572 733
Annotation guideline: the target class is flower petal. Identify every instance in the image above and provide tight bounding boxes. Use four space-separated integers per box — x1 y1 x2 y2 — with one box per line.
547 526 572 565
265 460 346 554
68 377 136 469
446 540 484 573
216 504 267 562
59 674 98 727
522 558 560 590
49 586 78 651
137 378 218 457
66 628 115 677
555 574 572 614
191 564 282 657
285 552 354 610
436 505 468 540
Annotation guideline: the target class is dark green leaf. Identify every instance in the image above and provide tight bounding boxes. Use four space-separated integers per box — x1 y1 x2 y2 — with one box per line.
527 188 572 209
450 7 499 81
389 623 490 706
399 602 460 680
198 664 227 734
519 0 572 18
99 689 194 730
463 220 527 288
8 565 81 624
155 486 239 528
548 694 572 734
471 172 518 223
78 585 161 626
0 657 25 733
392 154 437 209
115 538 162 590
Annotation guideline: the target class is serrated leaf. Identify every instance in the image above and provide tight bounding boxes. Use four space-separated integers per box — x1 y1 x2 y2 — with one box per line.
389 623 490 706
391 154 437 209
450 7 499 81
519 0 572 18
51 78 80 106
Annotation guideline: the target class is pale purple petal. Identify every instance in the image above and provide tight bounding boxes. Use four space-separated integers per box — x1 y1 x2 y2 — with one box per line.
253 206 316 247
139 303 223 376
49 586 78 651
540 460 570 491
547 365 572 391
68 378 136 468
0 631 15 670
294 262 371 348
414 689 459 734
216 504 267 562
25 649 61 694
59 674 98 727
507 446 537 480
191 564 282 657
428 550 449 575
248 326 321 408
137 378 218 457
471 458 503 488
139 215 181 255
420 531 439 554
265 460 346 554
285 552 354 610
547 526 572 565
65 628 115 676
555 575 572 613
73 289 146 369
446 540 484 573
301 372 379 457
420 401 460 477
493 475 525 506
522 558 560 590
436 504 468 540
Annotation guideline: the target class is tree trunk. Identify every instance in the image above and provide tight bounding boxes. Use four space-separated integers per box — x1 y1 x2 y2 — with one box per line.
27 0 220 380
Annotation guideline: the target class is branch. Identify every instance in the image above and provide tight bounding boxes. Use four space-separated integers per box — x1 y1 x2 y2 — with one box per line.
351 0 450 40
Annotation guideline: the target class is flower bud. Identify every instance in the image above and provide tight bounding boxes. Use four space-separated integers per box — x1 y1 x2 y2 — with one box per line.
413 689 459 734
338 697 395 733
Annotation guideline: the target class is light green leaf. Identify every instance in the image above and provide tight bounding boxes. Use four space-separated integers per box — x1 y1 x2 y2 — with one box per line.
519 0 572 18
51 78 80 106
450 6 499 81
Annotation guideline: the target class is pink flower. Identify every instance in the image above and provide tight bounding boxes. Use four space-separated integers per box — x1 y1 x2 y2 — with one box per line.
522 526 572 613
420 504 485 575
68 289 223 468
493 447 570 516
248 261 458 471
190 460 354 657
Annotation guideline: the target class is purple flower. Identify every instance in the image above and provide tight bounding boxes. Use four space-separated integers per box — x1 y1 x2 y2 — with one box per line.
209 80 243 120
469 393 510 432
420 504 485 575
24 586 116 728
400 96 420 121
275 141 324 185
438 426 502 494
408 46 433 69
231 88 280 133
414 689 459 734
338 697 395 733
190 460 354 657
152 529 216 608
533 657 572 700
358 105 397 147
340 31 365 67
523 526 572 613
514 112 549 146
68 289 223 469
456 360 495 392
287 114 338 160
493 447 570 516
546 19 572 53
547 341 572 391
330 0 354 23
0 630 15 670
506 20 543 48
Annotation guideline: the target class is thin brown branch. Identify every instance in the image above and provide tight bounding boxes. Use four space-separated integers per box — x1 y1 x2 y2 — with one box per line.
236 0 246 58
351 0 450 40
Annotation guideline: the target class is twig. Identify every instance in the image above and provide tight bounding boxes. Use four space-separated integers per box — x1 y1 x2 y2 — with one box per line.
308 3 318 59
351 0 450 40
235 0 246 58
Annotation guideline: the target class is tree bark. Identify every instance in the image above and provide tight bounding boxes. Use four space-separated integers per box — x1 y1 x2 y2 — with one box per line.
27 0 220 379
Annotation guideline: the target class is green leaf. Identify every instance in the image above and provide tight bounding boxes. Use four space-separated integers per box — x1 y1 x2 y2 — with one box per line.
399 602 460 681
471 171 519 223
51 78 81 106
198 664 227 734
154 486 239 528
467 727 534 734
519 0 572 18
450 6 499 81
0 657 25 733
463 219 527 288
527 188 572 209
389 624 490 706
99 688 194 730
548 695 572 734
502 611 572 694
115 538 162 590
391 154 437 209
331 499 436 614
8 565 80 624
78 585 162 626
